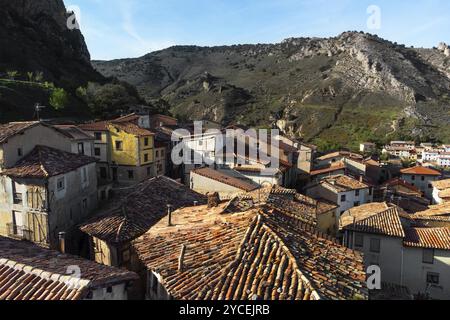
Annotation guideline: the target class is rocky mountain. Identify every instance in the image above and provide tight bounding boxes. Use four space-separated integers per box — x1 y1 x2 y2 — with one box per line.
93 32 450 150
0 0 141 122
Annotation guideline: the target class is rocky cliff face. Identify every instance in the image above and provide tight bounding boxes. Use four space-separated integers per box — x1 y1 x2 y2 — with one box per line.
0 0 101 88
94 31 450 149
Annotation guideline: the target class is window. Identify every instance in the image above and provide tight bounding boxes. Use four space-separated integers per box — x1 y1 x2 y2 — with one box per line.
144 138 149 146
428 184 433 189
147 167 151 177
340 194 346 202
354 201 360 207
101 190 106 200
355 190 360 197
423 249 434 264
13 193 23 205
369 188 373 196
421 176 425 181
106 287 113 294
156 150 159 158
198 140 203 146
128 170 134 180
144 153 149 162
427 272 440 285
370 238 381 253
115 141 123 151
94 148 101 156
411 175 416 181
82 167 88 183
161 150 165 157
82 199 88 210
57 178 65 191
355 234 364 248
94 132 102 140
78 143 85 155
100 167 107 179
17 148 23 157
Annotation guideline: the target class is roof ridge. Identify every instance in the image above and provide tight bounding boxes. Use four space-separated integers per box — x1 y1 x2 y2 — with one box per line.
256 213 323 300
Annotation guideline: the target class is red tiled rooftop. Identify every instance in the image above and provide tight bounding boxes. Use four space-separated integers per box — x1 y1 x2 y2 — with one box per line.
1 145 97 179
404 228 450 250
134 202 368 300
400 166 441 176
0 236 138 300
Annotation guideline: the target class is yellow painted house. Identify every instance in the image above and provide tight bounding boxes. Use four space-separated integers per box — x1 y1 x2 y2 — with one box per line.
108 122 155 185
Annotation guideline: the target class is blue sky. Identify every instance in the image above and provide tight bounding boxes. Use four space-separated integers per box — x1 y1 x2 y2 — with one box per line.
65 0 450 60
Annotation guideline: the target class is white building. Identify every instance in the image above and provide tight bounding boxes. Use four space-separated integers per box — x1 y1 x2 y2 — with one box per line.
305 174 373 225
341 203 450 300
341 203 405 284
400 166 441 199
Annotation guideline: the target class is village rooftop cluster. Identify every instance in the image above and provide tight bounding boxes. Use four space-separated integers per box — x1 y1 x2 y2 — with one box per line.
0 112 450 300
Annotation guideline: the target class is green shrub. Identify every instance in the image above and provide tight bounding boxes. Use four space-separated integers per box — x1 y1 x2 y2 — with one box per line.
49 88 68 110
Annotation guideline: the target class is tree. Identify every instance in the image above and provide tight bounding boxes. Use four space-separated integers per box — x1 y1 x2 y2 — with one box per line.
6 70 19 80
34 71 44 82
26 72 34 82
49 88 68 110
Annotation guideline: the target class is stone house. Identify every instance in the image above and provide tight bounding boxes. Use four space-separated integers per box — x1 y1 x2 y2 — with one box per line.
0 146 98 252
80 176 206 270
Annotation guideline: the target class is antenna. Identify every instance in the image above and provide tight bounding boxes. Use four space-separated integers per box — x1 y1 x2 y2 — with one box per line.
35 103 47 122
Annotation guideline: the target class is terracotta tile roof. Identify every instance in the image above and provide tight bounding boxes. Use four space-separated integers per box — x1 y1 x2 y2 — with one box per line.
80 176 206 244
192 167 259 192
0 121 39 144
109 122 154 137
341 206 405 238
266 194 337 227
78 121 109 131
53 125 94 141
316 151 363 162
370 282 413 300
400 166 441 176
432 179 450 190
413 203 450 218
341 203 390 228
0 146 97 179
112 113 140 124
319 175 369 193
310 163 346 176
382 178 422 195
404 228 450 250
134 203 367 300
0 236 138 300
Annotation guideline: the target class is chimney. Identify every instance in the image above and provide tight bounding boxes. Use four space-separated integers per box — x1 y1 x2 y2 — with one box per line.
167 204 173 226
58 232 66 254
193 201 198 206
178 244 186 272
207 192 220 208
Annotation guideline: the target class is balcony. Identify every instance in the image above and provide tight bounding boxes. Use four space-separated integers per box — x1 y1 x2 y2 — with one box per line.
7 223 33 241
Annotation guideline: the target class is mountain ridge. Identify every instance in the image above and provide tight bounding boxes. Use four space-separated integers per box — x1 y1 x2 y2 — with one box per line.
93 31 450 150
